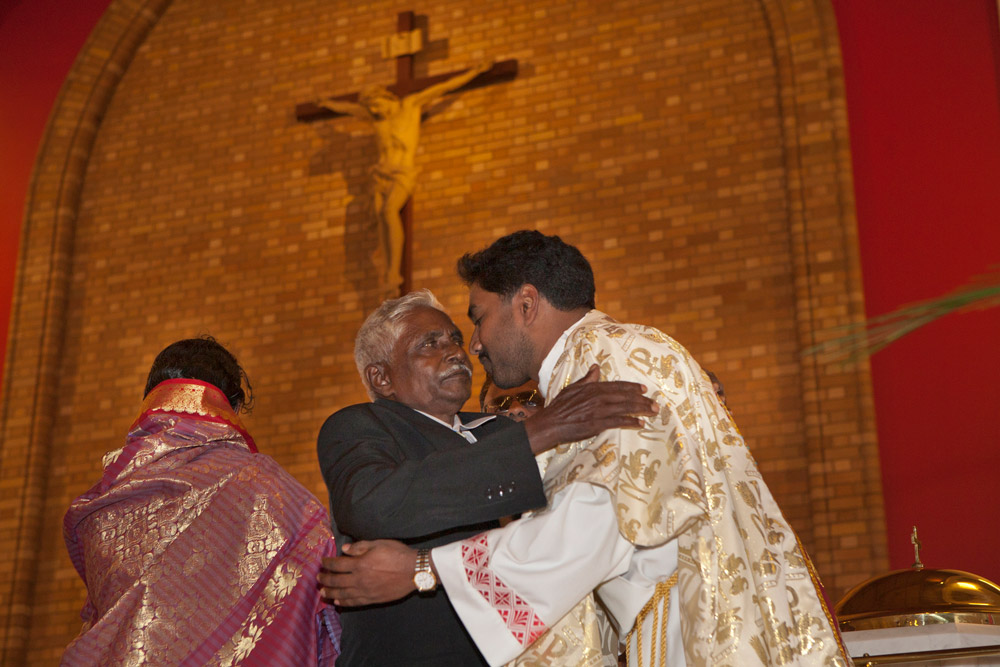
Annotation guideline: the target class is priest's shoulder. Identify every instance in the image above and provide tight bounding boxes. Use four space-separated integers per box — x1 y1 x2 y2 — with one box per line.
577 317 686 353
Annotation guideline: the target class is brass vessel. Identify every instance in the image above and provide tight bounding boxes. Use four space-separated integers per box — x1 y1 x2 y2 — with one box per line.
836 527 1000 664
836 567 1000 631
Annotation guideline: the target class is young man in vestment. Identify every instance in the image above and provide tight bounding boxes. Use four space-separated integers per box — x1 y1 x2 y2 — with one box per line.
63 337 340 666
321 231 850 666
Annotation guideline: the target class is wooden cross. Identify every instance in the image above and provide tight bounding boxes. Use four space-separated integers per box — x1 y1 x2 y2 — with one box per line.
297 11 518 295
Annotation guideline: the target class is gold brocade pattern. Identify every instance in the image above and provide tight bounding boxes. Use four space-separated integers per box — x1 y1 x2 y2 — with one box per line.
62 382 337 666
533 311 849 667
140 379 250 433
509 595 619 667
102 380 254 473
215 519 332 665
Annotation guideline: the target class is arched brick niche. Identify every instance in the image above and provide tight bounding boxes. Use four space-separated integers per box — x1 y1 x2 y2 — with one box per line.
0 0 886 659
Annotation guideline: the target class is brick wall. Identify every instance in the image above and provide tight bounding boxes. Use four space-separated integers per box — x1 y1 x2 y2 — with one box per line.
0 0 885 660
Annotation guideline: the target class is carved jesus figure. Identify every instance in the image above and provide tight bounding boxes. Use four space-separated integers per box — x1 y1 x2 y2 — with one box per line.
320 62 491 290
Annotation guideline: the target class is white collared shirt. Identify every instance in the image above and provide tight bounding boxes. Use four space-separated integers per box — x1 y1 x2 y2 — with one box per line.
412 410 496 444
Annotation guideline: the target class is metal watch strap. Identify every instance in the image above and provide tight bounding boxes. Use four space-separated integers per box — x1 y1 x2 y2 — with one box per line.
413 548 436 591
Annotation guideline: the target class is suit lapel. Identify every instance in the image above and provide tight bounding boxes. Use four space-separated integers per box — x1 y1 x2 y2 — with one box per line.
372 399 510 452
374 398 469 453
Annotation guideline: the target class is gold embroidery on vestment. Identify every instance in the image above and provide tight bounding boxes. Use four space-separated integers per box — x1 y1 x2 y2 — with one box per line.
527 312 848 666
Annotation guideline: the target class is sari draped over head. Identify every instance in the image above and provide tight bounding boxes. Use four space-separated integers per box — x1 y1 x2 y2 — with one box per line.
62 379 340 666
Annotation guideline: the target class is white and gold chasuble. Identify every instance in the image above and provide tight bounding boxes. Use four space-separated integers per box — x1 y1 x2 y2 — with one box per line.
434 311 848 666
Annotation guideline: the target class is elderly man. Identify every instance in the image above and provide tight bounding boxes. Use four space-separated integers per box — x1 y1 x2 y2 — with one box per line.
63 337 339 665
323 232 849 666
316 289 656 666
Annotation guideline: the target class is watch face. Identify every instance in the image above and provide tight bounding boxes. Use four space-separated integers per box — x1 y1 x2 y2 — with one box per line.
414 570 436 592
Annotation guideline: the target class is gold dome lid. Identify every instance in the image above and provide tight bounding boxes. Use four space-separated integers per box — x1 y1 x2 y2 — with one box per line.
836 568 1000 630
836 529 1000 631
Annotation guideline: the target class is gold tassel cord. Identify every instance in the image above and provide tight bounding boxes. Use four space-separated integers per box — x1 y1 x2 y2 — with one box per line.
627 572 679 667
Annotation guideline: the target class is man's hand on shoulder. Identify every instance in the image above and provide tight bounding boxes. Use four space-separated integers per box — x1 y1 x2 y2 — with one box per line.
523 364 658 455
319 540 422 606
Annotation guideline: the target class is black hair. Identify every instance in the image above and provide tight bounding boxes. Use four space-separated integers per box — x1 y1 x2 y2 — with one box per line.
457 230 596 310
143 336 253 413
705 370 726 406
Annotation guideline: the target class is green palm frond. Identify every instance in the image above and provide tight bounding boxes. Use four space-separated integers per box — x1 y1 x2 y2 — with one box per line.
804 266 1000 362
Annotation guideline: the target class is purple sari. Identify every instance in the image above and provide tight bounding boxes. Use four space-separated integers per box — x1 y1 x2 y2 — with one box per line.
63 379 340 665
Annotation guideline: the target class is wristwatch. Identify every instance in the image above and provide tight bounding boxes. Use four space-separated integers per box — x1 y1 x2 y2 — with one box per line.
413 548 437 592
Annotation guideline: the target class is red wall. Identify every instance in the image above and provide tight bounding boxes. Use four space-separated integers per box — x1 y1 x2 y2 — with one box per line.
2 1 999 584
833 0 1000 582
0 0 114 399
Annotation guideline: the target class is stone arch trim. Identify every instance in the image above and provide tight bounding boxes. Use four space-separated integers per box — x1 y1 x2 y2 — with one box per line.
755 0 888 593
0 0 172 660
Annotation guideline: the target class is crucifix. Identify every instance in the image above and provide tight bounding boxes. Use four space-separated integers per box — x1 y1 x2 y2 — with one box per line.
297 11 518 295
911 525 924 570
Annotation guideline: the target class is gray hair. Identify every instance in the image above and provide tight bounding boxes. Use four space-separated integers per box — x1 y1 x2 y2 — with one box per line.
354 289 447 400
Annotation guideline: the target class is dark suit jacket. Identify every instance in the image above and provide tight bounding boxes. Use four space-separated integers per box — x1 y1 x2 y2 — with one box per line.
317 397 546 666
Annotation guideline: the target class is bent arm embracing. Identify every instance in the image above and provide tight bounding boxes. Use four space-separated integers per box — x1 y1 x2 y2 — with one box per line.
317 405 546 541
